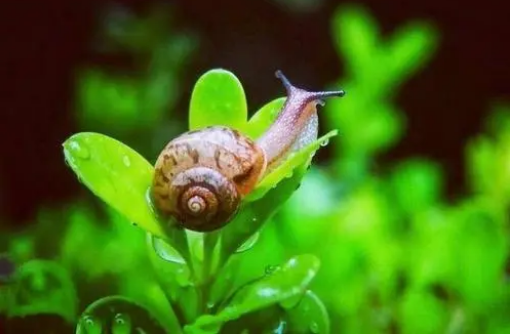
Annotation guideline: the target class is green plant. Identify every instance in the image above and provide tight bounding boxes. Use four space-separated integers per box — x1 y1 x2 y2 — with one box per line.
63 68 341 333
4 3 509 334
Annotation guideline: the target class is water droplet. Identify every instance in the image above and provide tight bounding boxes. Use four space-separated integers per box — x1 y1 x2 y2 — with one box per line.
122 155 131 167
151 235 186 264
265 265 280 275
145 188 157 215
236 232 260 253
309 322 319 333
79 315 102 334
68 140 90 159
320 139 329 147
112 313 131 334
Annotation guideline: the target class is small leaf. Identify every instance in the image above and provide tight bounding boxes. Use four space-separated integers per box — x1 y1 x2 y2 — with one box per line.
8 260 78 323
399 290 449 334
332 4 379 77
285 290 330 334
245 97 286 139
62 133 162 237
247 130 338 202
63 132 189 259
390 159 443 214
189 69 248 132
185 255 320 333
76 296 168 334
77 69 141 134
386 22 439 84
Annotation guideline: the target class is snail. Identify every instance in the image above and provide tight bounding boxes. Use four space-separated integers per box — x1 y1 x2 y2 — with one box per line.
151 70 345 232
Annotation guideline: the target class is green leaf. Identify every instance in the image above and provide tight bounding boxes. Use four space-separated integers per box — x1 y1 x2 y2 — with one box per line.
399 290 449 334
146 234 198 325
189 69 248 132
247 130 338 202
62 132 188 258
8 260 78 323
185 254 320 333
386 22 439 85
63 132 163 237
390 159 443 214
77 69 141 134
76 296 169 334
332 4 379 78
245 97 286 139
284 290 330 334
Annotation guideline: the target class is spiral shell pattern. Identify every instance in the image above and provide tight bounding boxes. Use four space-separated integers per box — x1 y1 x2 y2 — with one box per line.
152 126 266 231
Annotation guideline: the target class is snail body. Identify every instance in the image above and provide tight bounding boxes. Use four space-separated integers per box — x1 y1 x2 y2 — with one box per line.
152 70 345 232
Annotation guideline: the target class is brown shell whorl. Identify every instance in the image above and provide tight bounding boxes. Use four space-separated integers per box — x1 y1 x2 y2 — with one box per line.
151 126 266 232
153 167 239 231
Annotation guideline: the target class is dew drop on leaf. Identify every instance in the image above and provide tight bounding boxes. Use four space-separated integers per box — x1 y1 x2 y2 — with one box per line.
68 140 91 160
112 313 131 334
77 315 102 334
235 232 260 253
265 265 280 275
122 155 131 167
309 322 319 333
145 188 157 215
151 235 186 264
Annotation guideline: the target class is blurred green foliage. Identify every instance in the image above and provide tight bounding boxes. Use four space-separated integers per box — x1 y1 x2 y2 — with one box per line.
1 2 509 334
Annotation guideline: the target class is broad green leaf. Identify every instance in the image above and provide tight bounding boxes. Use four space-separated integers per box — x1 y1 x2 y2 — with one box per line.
63 133 172 235
7 260 77 323
76 296 169 334
189 69 248 132
284 290 330 334
245 97 286 139
185 255 320 333
247 130 338 202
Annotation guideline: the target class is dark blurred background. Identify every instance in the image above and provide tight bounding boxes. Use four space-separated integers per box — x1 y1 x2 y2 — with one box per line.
1 0 509 227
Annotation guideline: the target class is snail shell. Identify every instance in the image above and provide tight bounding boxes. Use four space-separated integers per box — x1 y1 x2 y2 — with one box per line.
152 127 266 231
151 70 345 232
